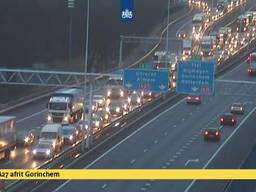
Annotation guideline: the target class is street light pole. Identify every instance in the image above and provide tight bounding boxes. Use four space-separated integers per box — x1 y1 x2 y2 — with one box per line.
166 0 171 69
68 0 75 66
82 0 90 152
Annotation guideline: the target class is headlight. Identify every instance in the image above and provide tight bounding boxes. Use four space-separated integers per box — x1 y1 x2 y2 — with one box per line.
107 91 111 96
120 90 124 97
98 100 103 104
116 107 120 112
32 149 37 155
63 116 69 122
201 51 203 56
137 98 141 103
76 130 79 135
92 105 96 110
105 114 109 119
85 125 89 130
69 135 73 140
128 97 131 103
95 121 100 127
106 107 110 112
149 92 152 96
47 115 52 121
24 137 29 143
46 149 51 156
123 104 127 109
52 141 56 148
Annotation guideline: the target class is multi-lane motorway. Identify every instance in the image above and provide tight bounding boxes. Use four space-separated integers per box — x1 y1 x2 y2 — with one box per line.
48 59 256 192
2 0 256 191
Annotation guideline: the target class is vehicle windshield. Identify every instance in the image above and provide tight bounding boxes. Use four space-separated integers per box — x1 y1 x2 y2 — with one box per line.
37 143 51 149
62 128 74 134
202 43 211 50
49 103 67 111
40 132 57 139
106 79 123 86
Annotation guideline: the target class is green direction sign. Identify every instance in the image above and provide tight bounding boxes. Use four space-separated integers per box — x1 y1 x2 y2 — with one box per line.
139 62 153 69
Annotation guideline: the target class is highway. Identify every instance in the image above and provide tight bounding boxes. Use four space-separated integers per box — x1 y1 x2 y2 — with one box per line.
0 3 199 171
51 58 256 192
2 0 256 191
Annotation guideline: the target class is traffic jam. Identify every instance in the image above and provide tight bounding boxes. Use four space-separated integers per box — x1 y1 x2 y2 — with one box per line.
0 0 256 173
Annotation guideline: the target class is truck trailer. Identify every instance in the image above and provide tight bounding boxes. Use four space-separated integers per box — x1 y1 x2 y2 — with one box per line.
0 116 16 160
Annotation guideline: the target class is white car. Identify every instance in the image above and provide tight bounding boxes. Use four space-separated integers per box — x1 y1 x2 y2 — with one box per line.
92 95 106 109
32 142 55 159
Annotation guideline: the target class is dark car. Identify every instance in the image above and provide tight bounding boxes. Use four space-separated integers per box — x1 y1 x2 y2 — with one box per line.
230 103 245 114
62 124 80 145
186 95 201 104
220 113 237 126
177 31 187 39
204 128 221 141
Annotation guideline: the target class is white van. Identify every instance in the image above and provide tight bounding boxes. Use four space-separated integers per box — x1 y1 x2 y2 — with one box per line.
39 124 63 152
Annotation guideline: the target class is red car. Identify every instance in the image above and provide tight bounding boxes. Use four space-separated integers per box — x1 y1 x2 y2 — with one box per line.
204 128 221 141
186 95 201 104
220 113 237 126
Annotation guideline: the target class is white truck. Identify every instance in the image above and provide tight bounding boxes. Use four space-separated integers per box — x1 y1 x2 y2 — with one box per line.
201 36 215 57
247 52 256 75
182 39 192 57
47 88 84 124
0 116 16 160
192 13 205 38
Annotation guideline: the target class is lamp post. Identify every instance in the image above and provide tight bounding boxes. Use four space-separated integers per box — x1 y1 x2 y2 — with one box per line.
82 0 91 152
165 0 171 69
67 0 75 66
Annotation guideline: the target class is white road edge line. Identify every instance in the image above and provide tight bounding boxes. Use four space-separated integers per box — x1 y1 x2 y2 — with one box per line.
16 109 47 123
53 98 186 192
184 106 256 192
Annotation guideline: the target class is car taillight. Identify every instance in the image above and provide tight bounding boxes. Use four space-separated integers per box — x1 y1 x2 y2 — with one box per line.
232 118 235 122
240 107 243 111
195 97 199 100
248 68 251 73
187 96 191 100
220 118 224 122
215 132 219 136
204 131 208 135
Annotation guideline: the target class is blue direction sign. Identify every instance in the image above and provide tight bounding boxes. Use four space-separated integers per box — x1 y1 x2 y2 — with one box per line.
176 60 215 95
123 69 169 92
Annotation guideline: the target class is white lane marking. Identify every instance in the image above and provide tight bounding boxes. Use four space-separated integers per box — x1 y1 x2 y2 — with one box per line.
169 158 175 162
154 140 158 144
185 159 199 166
140 187 147 191
182 145 188 149
164 132 168 136
176 152 181 155
182 118 185 121
165 162 171 166
16 109 46 123
53 98 186 192
217 79 256 85
161 166 167 169
218 61 245 79
173 155 178 159
145 183 151 187
130 159 136 164
173 125 177 128
184 107 256 192
191 137 196 140
143 149 148 153
185 142 191 146
101 184 107 189
180 148 185 152
175 19 193 37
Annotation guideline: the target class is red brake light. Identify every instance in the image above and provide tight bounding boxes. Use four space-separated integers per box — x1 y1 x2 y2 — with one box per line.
232 118 235 122
240 107 243 111
220 117 224 122
204 131 208 135
187 96 191 99
195 97 199 100
215 132 219 136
